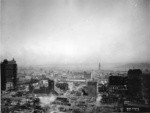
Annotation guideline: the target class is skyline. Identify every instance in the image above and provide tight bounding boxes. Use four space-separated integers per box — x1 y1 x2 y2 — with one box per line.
1 0 150 66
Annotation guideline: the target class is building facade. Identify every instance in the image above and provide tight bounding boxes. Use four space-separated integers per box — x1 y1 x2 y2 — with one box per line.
56 82 69 91
29 78 54 94
127 69 142 100
141 73 150 105
84 71 91 80
108 76 128 91
87 81 97 97
1 59 17 90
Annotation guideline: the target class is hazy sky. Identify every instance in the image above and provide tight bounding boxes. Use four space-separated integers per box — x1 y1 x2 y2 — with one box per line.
1 0 150 65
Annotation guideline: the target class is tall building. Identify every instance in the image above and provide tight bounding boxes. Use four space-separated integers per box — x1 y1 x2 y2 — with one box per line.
87 81 97 97
127 69 142 100
108 76 128 91
141 73 150 105
1 59 17 90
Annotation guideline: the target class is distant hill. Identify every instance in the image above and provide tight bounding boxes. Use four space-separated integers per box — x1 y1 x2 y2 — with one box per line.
114 63 150 71
18 63 150 72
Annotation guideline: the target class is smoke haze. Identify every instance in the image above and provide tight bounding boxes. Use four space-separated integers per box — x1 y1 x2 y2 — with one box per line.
1 0 150 65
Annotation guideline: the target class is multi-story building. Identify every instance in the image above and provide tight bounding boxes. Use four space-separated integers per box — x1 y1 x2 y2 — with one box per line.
127 69 142 100
141 72 150 105
1 59 17 90
55 82 69 91
108 76 128 91
84 71 91 80
29 78 54 94
87 81 97 97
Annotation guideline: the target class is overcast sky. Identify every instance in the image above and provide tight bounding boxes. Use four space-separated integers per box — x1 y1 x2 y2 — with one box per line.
1 0 150 66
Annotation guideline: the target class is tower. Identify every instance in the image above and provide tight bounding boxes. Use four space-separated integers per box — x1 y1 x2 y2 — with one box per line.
99 62 101 70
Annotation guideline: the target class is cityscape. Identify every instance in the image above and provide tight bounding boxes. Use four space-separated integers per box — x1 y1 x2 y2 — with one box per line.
1 59 150 113
1 0 150 113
